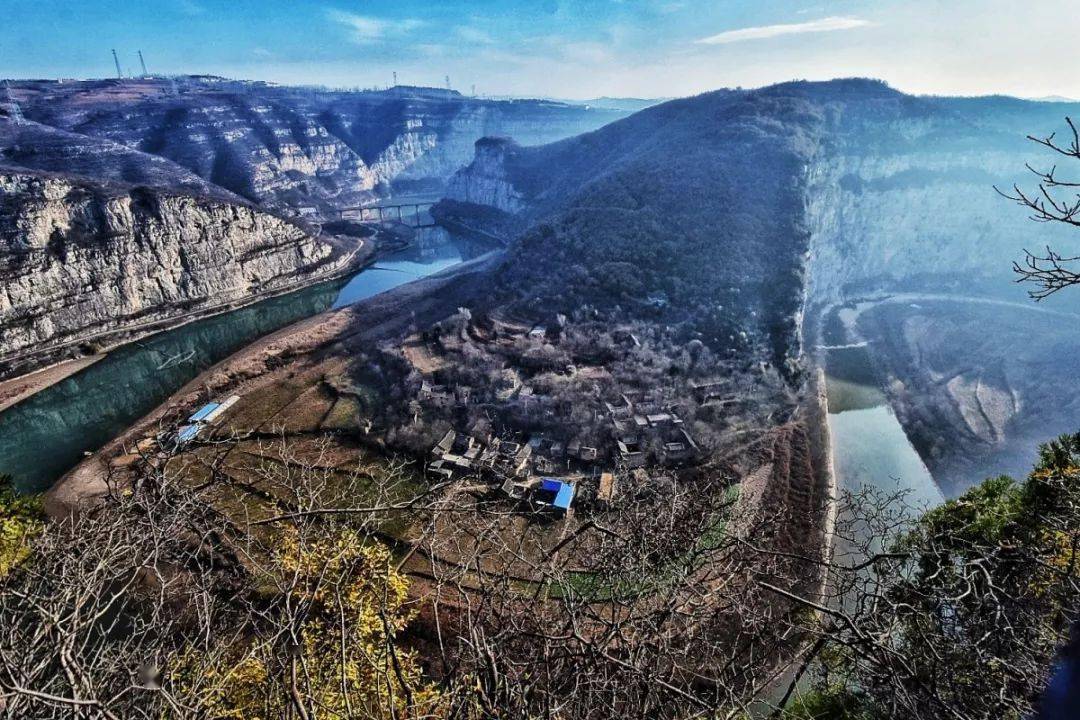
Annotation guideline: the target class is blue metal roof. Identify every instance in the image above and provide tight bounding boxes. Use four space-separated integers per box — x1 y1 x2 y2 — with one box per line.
540 478 562 493
554 483 575 510
189 403 221 422
177 425 201 443
539 478 575 510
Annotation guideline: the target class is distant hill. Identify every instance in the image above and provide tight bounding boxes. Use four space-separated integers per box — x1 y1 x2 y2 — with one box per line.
1028 95 1078 103
0 76 628 215
571 97 669 112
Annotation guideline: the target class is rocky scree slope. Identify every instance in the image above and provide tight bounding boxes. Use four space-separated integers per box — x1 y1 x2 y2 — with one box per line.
0 170 343 372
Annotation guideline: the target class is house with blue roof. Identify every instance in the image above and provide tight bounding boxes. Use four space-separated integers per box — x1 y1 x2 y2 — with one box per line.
534 478 575 515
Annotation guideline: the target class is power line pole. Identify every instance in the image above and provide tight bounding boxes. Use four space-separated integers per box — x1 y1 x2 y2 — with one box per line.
111 49 123 79
138 50 148 77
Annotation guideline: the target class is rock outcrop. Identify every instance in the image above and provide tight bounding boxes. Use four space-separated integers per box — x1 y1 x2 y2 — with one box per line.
445 137 526 213
0 171 346 369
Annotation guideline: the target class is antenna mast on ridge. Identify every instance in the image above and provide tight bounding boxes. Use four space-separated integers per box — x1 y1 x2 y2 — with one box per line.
111 49 123 78
445 75 451 91
393 71 398 86
138 50 148 77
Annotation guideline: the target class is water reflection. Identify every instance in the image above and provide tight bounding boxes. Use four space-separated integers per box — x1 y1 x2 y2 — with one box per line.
823 309 943 512
0 227 470 492
333 227 470 308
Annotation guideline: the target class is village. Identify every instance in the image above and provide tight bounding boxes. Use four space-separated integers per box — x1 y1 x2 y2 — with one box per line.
378 301 789 522
116 288 793 544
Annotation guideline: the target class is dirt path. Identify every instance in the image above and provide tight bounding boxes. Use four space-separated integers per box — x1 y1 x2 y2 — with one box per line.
0 355 104 413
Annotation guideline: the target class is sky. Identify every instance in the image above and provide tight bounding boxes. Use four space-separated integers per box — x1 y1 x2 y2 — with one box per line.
1 0 1078 100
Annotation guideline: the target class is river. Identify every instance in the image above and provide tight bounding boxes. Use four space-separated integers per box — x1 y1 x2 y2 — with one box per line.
822 305 943 514
0 226 473 493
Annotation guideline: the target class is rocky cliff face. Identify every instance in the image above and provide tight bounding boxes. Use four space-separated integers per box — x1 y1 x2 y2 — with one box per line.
0 171 344 368
445 137 526 213
3 79 626 213
804 135 1078 306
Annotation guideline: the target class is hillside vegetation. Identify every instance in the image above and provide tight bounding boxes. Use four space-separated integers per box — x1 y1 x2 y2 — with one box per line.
447 79 1080 373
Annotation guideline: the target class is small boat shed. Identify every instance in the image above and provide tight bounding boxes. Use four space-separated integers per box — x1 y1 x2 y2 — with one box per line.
177 396 241 445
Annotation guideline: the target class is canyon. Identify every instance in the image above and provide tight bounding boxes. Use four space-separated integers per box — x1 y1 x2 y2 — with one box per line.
20 79 1080 718
0 77 626 372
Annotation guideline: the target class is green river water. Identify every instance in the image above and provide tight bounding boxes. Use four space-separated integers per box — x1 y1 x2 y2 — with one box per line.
0 227 469 492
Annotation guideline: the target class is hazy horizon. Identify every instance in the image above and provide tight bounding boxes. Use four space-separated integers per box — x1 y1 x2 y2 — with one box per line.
5 72 1078 106
3 0 1079 101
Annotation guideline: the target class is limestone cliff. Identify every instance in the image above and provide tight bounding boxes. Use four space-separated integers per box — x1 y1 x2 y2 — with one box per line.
803 138 1078 305
445 137 527 213
2 79 626 213
0 171 346 370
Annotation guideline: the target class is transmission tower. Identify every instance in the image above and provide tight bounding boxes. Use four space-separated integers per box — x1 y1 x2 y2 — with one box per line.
138 50 148 77
445 75 451 91
111 49 122 78
393 71 398 86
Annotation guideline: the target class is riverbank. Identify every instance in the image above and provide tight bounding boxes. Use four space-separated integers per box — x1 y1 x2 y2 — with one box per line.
46 248 505 514
0 230 375 389
849 294 1080 495
0 355 104 414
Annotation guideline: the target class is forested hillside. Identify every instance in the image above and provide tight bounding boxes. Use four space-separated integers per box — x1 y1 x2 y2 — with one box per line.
446 78 1080 375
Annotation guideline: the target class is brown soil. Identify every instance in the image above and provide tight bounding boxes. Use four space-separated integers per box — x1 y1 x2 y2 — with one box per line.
46 250 505 516
0 355 103 413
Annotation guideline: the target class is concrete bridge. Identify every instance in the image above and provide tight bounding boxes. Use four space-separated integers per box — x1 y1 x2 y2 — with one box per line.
337 201 436 228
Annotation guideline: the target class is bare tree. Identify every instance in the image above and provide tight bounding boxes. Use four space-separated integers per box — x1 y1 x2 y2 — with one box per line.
999 117 1080 299
0 436 446 719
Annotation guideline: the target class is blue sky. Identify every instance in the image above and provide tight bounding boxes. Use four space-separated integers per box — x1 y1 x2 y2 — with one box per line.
1 0 1076 99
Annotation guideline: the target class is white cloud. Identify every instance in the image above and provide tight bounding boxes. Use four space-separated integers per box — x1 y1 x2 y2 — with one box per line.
695 16 872 45
325 9 424 44
455 26 495 44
